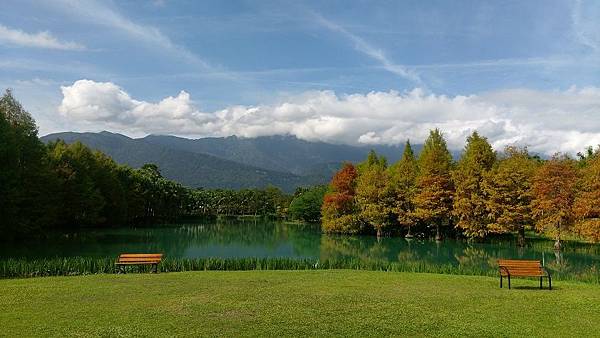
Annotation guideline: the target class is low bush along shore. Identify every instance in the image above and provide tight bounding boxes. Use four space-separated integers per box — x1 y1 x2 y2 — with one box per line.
1 256 599 283
1 270 599 336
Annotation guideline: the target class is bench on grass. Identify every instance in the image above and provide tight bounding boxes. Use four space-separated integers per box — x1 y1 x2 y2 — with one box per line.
498 259 551 290
116 253 163 273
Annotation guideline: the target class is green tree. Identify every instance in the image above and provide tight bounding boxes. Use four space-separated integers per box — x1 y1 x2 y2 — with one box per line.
355 151 394 237
412 129 454 240
289 185 327 222
47 141 106 226
0 90 58 237
388 140 419 237
452 132 496 239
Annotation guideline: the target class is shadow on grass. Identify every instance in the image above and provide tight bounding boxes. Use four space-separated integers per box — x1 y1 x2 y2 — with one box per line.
507 285 557 291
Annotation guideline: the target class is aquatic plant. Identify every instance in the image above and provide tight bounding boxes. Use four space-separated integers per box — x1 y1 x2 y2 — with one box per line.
1 256 598 283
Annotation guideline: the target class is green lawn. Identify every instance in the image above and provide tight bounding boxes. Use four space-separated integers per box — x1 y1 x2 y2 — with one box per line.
1 271 599 337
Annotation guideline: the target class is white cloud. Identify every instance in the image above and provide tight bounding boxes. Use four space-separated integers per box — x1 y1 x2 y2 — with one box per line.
0 24 85 50
58 79 600 155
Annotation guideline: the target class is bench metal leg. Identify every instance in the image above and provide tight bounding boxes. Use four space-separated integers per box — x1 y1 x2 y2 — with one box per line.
548 275 552 290
508 275 511 289
540 277 543 289
500 276 503 288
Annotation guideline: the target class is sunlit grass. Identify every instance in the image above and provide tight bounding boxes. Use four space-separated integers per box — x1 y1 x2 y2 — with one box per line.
1 270 600 336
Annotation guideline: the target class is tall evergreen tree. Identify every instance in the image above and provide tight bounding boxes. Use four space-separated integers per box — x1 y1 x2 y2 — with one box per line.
388 140 419 237
412 129 454 240
355 151 394 237
531 155 578 250
452 131 496 239
573 150 600 242
482 146 537 246
322 163 363 233
0 90 58 238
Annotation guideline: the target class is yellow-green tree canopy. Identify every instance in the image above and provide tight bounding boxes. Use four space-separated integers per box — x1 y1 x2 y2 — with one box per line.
356 150 394 236
388 140 419 230
453 131 496 238
412 129 454 239
482 146 537 245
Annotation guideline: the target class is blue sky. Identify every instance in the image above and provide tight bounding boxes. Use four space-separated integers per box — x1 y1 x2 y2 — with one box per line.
1 0 599 153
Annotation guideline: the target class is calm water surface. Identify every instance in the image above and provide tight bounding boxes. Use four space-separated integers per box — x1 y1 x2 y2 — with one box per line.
3 220 599 278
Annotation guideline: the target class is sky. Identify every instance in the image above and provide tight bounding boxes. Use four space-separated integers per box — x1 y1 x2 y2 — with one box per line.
1 0 600 154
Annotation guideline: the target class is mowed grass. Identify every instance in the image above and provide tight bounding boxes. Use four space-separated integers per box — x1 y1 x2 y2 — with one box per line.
1 271 599 337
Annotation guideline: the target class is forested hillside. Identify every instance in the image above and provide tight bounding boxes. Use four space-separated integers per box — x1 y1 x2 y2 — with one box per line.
41 132 420 191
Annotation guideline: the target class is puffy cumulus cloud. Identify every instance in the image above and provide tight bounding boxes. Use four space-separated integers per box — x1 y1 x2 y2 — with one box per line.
58 79 600 155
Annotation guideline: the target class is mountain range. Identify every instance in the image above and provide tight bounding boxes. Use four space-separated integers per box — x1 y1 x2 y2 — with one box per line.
41 132 420 192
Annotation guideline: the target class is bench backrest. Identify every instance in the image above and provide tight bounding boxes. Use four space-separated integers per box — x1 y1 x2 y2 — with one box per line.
498 259 542 274
118 253 163 263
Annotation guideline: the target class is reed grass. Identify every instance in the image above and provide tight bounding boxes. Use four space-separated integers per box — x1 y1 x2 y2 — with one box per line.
1 256 598 283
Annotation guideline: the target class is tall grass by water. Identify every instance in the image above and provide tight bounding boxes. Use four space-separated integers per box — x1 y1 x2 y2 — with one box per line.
1 256 598 283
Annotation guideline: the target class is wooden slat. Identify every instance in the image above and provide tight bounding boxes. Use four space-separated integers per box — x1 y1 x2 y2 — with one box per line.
117 259 161 263
115 262 158 265
119 254 163 258
498 259 547 277
116 253 163 266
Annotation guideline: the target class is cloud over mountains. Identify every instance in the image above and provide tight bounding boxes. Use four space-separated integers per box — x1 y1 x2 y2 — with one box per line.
59 79 600 155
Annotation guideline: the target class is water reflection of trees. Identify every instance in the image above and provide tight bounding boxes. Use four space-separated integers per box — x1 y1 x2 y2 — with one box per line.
318 234 600 279
3 221 599 282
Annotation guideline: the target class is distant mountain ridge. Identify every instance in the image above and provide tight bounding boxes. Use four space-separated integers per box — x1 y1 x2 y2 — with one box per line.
41 132 420 192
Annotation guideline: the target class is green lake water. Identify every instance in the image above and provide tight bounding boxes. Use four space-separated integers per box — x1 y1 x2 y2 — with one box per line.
2 220 599 280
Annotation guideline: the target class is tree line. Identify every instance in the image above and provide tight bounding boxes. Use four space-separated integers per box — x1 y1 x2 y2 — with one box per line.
0 90 290 240
322 129 600 247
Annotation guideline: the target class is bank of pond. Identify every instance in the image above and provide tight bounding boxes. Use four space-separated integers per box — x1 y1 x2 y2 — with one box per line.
2 220 599 283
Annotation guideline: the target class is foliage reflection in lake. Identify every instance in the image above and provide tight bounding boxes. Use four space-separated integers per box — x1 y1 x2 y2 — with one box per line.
3 220 599 281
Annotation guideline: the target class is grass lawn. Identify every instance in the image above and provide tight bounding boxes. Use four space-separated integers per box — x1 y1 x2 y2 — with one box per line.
1 271 599 337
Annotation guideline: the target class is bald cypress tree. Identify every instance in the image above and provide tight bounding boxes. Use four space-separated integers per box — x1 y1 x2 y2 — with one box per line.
482 147 537 246
573 150 600 242
452 132 496 239
388 140 419 237
531 155 578 250
412 129 454 240
356 150 394 237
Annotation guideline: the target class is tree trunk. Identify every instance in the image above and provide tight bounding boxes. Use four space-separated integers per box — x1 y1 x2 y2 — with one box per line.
376 228 382 238
554 223 562 251
435 224 442 241
518 225 525 247
405 225 414 239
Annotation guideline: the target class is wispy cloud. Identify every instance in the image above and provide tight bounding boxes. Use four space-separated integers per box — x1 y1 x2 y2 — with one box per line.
51 0 211 69
0 24 85 50
311 12 422 85
571 0 600 54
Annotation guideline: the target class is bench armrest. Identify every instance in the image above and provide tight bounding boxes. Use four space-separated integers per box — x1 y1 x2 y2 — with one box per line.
540 266 551 278
498 266 510 276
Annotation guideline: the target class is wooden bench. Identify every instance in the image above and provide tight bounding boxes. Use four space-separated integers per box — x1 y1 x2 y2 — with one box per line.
116 253 163 273
498 259 551 290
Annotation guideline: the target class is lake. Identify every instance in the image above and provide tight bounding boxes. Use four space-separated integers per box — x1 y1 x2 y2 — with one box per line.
3 219 599 280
